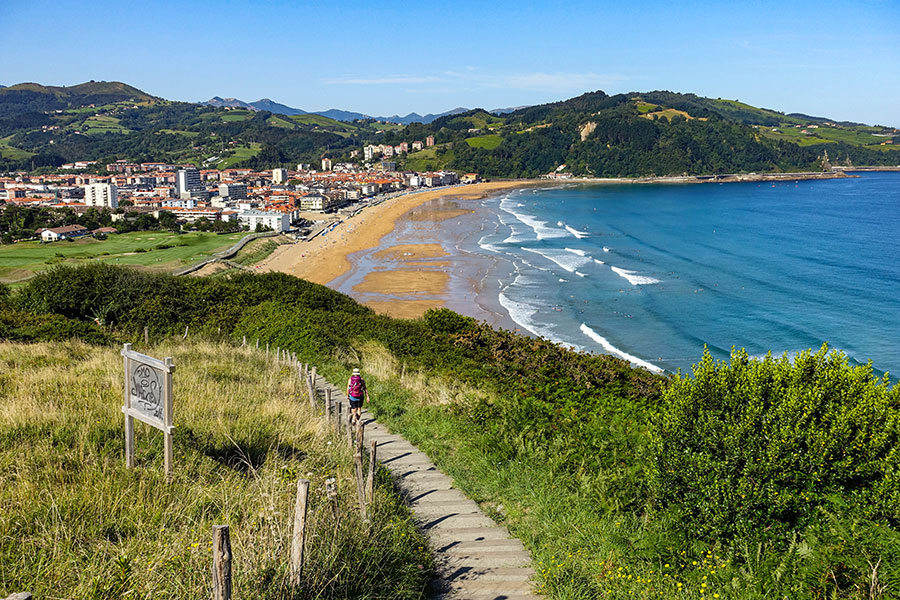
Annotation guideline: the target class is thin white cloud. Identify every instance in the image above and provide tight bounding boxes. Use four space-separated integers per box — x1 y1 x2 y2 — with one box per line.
321 69 629 96
323 75 444 85
493 72 627 92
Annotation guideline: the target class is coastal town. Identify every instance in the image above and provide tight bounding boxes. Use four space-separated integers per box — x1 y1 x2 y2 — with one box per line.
0 152 467 242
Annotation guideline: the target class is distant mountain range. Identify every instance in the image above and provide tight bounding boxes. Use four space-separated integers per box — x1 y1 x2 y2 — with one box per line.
201 97 520 124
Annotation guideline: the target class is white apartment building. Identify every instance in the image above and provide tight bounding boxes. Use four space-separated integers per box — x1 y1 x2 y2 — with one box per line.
238 210 290 233
176 168 202 199
83 183 118 208
272 168 288 184
321 158 333 171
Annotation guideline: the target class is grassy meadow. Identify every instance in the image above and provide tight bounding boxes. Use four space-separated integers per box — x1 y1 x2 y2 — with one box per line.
0 230 250 284
3 265 898 600
0 339 432 599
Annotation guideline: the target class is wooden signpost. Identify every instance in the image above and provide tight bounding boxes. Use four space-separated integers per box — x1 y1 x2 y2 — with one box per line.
121 343 175 480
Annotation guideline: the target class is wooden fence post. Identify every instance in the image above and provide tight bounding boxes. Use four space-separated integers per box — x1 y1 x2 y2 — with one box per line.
143 326 149 345
310 366 317 387
242 335 246 347
335 402 342 433
256 338 259 350
326 394 333 425
266 342 269 357
306 374 316 408
182 325 189 341
324 388 331 416
290 479 310 585
212 525 232 600
366 440 377 503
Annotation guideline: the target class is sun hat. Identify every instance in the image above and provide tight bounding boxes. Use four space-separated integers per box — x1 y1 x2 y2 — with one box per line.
352 368 360 374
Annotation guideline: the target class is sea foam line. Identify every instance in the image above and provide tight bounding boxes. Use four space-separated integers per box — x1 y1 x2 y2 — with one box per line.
610 266 660 285
565 225 590 239
522 247 591 273
579 324 663 373
498 289 584 351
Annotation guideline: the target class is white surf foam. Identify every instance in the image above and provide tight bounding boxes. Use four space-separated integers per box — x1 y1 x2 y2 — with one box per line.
499 289 584 351
564 247 586 256
565 225 590 239
499 197 567 241
522 247 592 273
602 246 610 252
610 266 660 286
579 324 663 373
594 259 606 265
575 271 587 277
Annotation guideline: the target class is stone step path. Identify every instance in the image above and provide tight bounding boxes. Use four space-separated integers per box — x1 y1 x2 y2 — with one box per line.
314 373 540 600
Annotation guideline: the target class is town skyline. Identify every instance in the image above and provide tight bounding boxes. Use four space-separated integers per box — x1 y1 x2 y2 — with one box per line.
2 0 899 127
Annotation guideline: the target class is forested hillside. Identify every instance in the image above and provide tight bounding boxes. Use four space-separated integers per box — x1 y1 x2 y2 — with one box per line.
1 82 897 176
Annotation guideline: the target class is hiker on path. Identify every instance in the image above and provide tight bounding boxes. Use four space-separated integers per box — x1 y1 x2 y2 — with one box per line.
346 367 369 425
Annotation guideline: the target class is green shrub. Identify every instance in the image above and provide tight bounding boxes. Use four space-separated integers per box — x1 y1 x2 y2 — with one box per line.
423 307 476 335
649 346 900 541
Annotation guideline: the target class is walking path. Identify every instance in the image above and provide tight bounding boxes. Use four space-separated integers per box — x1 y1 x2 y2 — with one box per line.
313 373 540 600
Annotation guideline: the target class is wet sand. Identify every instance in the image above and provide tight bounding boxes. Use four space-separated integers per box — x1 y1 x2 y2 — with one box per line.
259 181 542 318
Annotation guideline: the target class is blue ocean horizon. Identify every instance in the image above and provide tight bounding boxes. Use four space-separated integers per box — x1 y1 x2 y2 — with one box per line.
467 172 900 377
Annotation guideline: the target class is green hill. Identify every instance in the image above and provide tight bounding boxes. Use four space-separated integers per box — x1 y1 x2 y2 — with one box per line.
380 91 900 177
1 82 898 176
0 80 156 118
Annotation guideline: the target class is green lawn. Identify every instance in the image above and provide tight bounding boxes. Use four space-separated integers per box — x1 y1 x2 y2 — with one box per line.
0 140 34 160
221 110 253 122
0 230 250 284
266 115 297 129
157 128 199 137
465 134 502 149
217 142 261 169
403 146 453 172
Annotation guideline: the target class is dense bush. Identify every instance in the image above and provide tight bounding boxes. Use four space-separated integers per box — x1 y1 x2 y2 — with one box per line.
650 346 900 541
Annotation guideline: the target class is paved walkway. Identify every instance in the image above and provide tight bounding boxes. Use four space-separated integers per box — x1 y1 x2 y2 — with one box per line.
314 373 540 600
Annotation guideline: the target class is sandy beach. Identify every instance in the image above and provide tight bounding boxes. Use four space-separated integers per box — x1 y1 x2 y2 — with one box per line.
259 181 542 318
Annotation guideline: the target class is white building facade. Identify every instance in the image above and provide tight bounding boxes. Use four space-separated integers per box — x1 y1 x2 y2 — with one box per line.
83 183 118 208
238 210 290 233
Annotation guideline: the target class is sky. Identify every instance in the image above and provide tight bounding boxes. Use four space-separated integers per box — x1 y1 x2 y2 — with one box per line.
2 0 899 125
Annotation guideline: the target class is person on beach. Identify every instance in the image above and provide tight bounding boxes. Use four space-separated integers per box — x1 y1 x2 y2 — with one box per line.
346 368 369 425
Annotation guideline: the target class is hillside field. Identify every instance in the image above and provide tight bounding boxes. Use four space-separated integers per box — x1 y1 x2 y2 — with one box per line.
0 230 250 284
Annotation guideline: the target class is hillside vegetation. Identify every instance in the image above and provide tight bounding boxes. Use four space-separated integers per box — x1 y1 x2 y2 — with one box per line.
0 337 431 599
2 264 898 599
1 83 897 176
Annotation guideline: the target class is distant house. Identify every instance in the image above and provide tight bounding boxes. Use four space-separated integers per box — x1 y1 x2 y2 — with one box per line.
41 225 89 242
93 227 119 235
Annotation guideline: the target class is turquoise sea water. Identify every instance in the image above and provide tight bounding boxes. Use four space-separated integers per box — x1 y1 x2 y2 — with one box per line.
469 172 899 376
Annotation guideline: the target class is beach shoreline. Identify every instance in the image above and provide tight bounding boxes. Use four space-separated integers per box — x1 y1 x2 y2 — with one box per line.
257 180 547 318
259 171 855 323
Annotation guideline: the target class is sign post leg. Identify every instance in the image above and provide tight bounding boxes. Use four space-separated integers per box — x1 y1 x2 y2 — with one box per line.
164 430 173 481
125 414 135 469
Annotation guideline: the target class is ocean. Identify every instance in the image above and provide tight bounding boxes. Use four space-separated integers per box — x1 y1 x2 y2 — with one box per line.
463 172 900 377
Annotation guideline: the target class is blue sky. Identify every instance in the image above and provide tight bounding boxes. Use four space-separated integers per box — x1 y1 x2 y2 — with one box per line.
2 0 899 125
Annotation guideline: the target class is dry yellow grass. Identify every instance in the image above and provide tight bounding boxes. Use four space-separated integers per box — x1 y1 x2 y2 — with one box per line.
0 339 430 599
